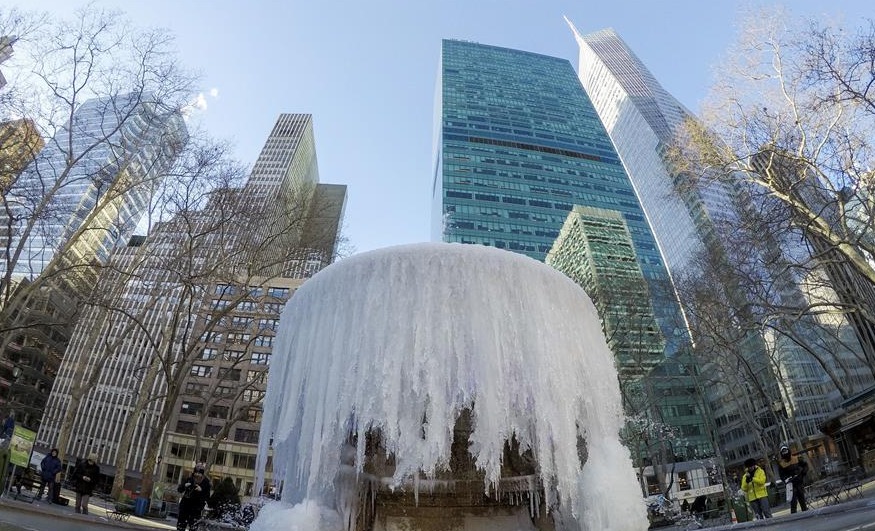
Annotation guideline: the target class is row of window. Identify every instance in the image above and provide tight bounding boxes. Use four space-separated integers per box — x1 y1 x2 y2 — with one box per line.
200 348 270 363
214 284 291 299
173 422 260 443
210 299 284 313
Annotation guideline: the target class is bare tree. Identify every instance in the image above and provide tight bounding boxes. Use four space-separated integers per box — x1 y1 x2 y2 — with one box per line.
670 10 875 354
0 5 193 318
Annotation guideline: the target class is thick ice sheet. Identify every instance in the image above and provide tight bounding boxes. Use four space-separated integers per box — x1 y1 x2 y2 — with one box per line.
255 243 647 530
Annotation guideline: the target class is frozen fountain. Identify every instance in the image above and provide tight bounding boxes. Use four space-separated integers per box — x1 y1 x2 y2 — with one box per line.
252 243 648 531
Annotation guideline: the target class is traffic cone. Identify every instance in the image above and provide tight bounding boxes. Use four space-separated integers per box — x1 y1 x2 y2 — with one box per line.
730 507 738 524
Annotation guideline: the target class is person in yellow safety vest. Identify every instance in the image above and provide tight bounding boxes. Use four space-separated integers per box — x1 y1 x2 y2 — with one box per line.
741 458 772 519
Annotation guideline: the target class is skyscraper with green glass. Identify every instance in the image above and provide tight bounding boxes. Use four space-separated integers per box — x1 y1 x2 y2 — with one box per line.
432 40 714 466
432 40 675 337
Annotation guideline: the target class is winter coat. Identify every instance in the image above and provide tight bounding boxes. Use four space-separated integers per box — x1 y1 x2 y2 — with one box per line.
72 459 100 495
40 453 62 481
177 474 211 514
778 455 808 487
740 465 768 502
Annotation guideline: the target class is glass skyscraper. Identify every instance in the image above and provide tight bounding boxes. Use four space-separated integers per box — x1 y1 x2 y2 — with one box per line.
433 40 677 338
432 39 715 472
570 25 875 469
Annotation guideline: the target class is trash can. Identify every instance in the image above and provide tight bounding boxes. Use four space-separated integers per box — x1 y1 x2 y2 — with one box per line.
731 498 751 522
769 482 786 506
134 496 150 516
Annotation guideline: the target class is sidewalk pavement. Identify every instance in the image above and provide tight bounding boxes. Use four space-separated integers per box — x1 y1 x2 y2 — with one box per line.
0 485 175 530
706 476 875 530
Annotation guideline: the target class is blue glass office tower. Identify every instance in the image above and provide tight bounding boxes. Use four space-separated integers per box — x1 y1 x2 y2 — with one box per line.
432 40 674 332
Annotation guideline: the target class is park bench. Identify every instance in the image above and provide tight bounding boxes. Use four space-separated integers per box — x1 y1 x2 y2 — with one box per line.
9 471 40 503
100 494 135 522
808 477 843 506
839 471 865 501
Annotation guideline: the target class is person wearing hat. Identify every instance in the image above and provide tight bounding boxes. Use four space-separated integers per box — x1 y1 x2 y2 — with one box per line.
777 445 808 513
71 453 100 514
176 463 211 531
37 448 63 503
740 457 772 520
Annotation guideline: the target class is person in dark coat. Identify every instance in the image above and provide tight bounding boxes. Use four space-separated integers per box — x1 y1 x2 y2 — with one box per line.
208 477 241 520
176 463 211 531
777 445 809 513
71 453 100 514
1 411 14 441
37 448 63 503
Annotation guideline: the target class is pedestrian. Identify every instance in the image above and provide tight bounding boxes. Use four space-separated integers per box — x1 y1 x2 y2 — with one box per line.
777 445 809 513
176 463 211 531
740 457 772 519
37 448 63 503
208 476 241 520
71 453 100 514
1 411 14 441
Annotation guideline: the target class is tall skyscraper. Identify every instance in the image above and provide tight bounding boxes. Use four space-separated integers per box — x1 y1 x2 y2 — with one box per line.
569 25 875 468
432 40 713 474
1 94 188 287
548 206 664 382
36 113 346 496
432 39 678 340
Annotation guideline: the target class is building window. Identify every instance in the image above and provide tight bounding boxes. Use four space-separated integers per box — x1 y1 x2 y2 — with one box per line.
232 453 257 468
204 424 222 439
253 335 274 347
208 405 229 419
247 286 264 298
234 430 259 444
190 365 212 377
242 389 264 402
646 475 661 495
677 471 691 491
227 333 250 344
258 319 279 331
224 349 247 362
201 331 223 344
263 302 283 313
185 382 207 396
165 464 182 484
180 401 203 415
219 368 241 381
214 284 236 296
246 370 266 384
246 408 262 422
231 316 252 328
251 352 270 366
176 421 195 435
200 348 218 360
239 301 258 312
267 287 290 298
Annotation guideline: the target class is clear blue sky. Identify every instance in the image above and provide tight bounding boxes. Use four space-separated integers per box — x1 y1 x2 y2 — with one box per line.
17 1 873 255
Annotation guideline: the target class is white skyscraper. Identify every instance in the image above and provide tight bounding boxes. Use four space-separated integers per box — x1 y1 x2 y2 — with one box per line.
568 24 875 468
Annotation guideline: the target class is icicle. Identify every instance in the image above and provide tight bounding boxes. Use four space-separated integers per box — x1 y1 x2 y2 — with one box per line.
254 243 649 530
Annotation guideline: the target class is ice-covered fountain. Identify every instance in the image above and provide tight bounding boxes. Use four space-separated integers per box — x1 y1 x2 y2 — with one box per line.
252 243 648 531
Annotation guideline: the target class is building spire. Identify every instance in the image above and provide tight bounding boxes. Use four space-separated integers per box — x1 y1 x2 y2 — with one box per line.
563 15 585 45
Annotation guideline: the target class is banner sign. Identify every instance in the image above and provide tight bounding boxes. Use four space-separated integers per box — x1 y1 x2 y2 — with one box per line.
9 425 36 467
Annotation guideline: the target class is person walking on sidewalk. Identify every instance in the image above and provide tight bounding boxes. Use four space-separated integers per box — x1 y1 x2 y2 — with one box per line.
176 463 211 531
71 453 100 514
37 448 63 503
777 445 809 513
741 457 772 520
